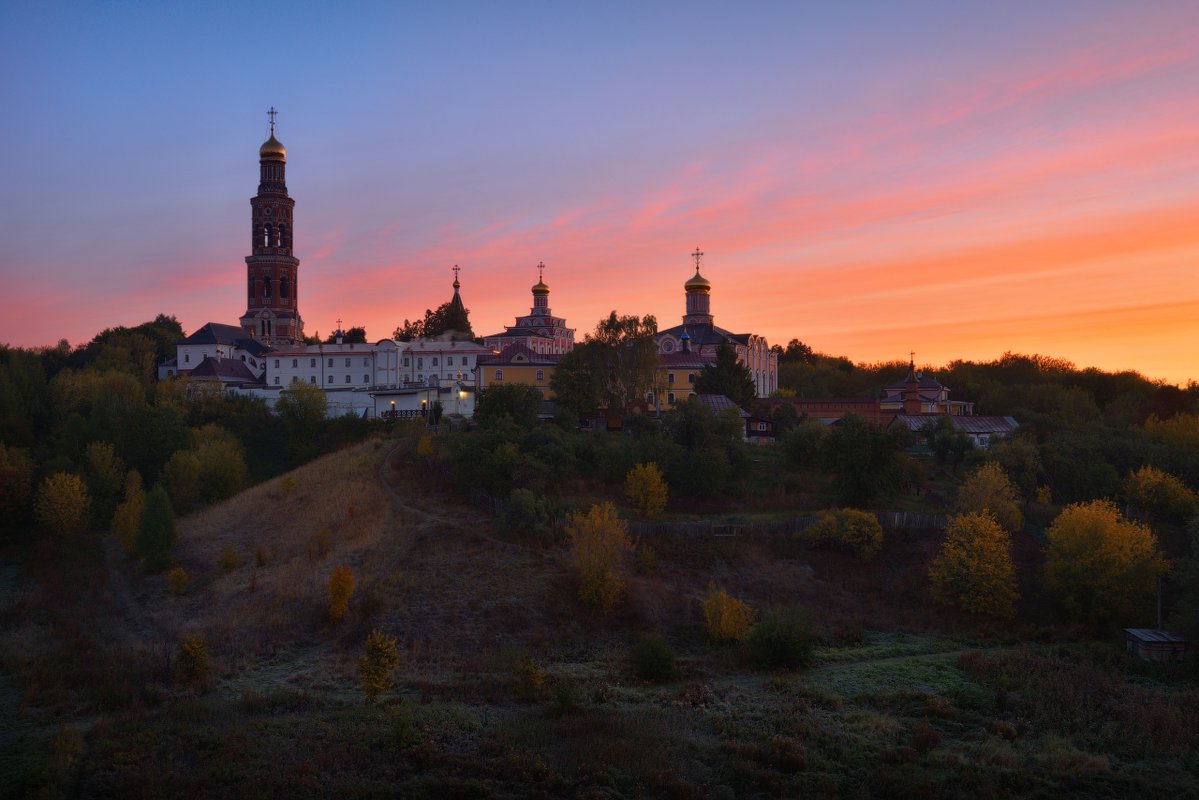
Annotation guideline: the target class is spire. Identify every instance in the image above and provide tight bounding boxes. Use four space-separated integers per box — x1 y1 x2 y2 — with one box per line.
907 351 917 381
452 264 461 292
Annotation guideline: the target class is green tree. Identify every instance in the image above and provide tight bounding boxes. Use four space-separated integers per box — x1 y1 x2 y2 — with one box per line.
474 383 543 429
1043 499 1169 627
0 443 35 540
583 312 660 409
35 472 91 537
823 413 905 506
929 512 1019 618
136 484 178 570
953 462 1024 534
324 326 367 343
193 427 248 503
549 341 607 419
694 342 756 409
162 449 201 511
748 607 815 669
84 440 125 527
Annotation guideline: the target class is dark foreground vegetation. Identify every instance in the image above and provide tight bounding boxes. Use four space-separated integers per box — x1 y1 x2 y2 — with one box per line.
2 323 1198 798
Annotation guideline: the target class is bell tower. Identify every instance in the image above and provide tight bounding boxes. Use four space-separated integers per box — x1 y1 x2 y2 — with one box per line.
240 107 303 345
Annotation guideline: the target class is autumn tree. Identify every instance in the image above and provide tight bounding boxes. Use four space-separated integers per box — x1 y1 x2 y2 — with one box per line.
929 512 1019 618
1145 413 1199 451
136 484 178 570
953 462 1024 534
703 582 755 643
34 472 91 537
1123 466 1196 524
358 627 400 703
566 502 633 612
110 469 145 555
328 566 356 621
626 462 668 519
162 449 201 510
1043 499 1169 627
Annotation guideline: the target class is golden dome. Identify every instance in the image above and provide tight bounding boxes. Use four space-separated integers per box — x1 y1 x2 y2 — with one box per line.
259 134 286 161
684 269 711 293
532 279 550 295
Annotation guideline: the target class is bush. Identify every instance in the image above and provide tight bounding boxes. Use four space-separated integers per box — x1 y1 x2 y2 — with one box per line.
218 545 243 573
802 508 884 560
34 472 91 537
703 582 755 643
566 502 633 613
327 566 356 621
910 723 942 754
631 632 678 682
514 658 548 702
748 607 815 670
626 462 668 519
175 633 211 689
416 434 433 458
358 627 400 704
167 566 189 596
500 488 553 541
929 512 1019 618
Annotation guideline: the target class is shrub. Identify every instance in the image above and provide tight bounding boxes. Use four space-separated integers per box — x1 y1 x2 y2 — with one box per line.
929 512 1019 618
748 607 815 669
34 472 91 536
514 658 547 702
175 633 211 689
802 508 884 560
954 462 1024 534
703 582 755 643
631 632 678 681
1043 499 1169 627
218 545 243 573
358 627 400 704
625 462 668 519
416 434 433 458
501 488 553 541
167 567 189 596
566 502 633 613
910 723 942 754
136 485 178 571
328 566 356 621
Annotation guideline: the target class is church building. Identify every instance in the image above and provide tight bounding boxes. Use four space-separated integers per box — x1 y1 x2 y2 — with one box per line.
654 249 777 399
482 263 575 355
239 109 303 346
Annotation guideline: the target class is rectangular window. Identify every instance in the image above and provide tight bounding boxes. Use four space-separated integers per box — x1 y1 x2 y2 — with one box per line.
184 353 190 363
495 369 503 381
310 358 316 368
327 358 333 367
310 376 316 383
447 357 454 366
417 358 423 368
345 375 351 384
345 358 351 367
364 375 369 383
668 392 676 404
327 375 333 384
432 357 438 366
688 373 696 384
274 376 280 385
403 357 410 366
363 358 369 366
274 359 280 368
536 370 544 381
292 358 297 368
668 373 675 384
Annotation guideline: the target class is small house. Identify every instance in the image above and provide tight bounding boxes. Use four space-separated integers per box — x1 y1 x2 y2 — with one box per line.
1123 628 1190 662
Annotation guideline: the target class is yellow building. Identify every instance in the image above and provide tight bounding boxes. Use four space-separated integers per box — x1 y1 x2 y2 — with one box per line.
648 347 708 411
475 343 561 397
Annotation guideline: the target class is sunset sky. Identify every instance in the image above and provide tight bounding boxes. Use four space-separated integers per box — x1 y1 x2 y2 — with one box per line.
1 1 1196 384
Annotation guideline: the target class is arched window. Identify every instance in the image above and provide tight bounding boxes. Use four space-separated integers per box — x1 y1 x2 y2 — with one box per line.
278 224 288 248
279 276 290 299
263 277 272 299
264 224 274 248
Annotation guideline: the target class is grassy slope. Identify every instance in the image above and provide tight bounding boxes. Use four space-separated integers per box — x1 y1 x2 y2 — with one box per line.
5 430 1198 799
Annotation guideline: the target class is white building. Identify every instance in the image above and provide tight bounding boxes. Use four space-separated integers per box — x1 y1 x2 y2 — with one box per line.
265 338 403 389
398 334 493 385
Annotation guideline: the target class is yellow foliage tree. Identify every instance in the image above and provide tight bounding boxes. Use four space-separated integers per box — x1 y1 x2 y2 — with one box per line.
167 566 189 596
703 582 755 642
929 512 1019 618
1043 499 1169 626
175 633 211 688
953 462 1024 534
1123 466 1196 524
416 434 433 458
567 502 633 613
34 472 90 536
625 462 668 519
358 627 400 703
328 566 356 621
1145 413 1199 451
110 470 145 554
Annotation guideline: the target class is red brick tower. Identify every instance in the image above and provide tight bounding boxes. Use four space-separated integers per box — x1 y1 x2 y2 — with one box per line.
240 108 303 345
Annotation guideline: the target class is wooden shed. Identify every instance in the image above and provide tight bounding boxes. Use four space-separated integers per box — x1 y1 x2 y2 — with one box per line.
1123 628 1190 662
